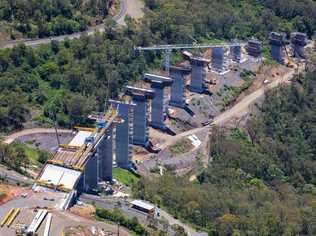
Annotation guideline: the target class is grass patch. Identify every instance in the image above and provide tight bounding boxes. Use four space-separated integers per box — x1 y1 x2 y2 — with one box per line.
10 142 52 166
222 69 256 107
169 139 193 155
113 168 139 186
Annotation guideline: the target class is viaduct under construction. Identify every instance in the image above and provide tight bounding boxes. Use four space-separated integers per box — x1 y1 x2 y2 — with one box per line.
33 31 310 210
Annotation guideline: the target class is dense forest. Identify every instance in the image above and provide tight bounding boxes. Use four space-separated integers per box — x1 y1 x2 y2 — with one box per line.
143 0 316 43
134 71 316 235
0 24 149 132
0 0 316 133
0 0 112 38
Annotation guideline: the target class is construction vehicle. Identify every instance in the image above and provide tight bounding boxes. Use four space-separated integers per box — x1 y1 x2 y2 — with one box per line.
283 43 295 68
74 126 96 132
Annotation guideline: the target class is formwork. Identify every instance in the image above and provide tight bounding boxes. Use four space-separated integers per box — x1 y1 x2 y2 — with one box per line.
246 39 262 58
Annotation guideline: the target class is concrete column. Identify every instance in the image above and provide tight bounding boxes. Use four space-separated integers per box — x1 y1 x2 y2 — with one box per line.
82 154 98 192
269 32 286 64
108 100 135 169
230 43 241 63
291 32 307 58
246 38 262 58
97 125 113 181
188 57 210 93
144 74 173 130
125 86 155 147
211 46 228 73
169 65 191 108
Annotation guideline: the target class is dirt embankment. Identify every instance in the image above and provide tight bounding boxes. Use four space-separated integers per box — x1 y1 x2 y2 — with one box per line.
235 65 290 103
0 184 27 205
69 204 95 220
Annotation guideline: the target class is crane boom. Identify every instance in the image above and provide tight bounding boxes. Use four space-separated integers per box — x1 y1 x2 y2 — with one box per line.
135 42 246 51
134 42 246 75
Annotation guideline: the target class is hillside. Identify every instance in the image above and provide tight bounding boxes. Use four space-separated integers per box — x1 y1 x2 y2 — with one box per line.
133 71 316 235
144 0 316 43
0 0 315 132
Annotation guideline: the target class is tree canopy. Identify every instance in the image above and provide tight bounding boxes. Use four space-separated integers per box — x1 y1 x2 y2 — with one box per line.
0 0 112 38
134 71 316 236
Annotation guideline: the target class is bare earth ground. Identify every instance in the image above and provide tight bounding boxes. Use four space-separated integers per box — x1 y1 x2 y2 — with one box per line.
0 183 27 205
69 204 95 220
116 0 144 25
136 66 296 174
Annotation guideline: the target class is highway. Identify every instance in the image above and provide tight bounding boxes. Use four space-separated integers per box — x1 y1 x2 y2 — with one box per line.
0 0 144 49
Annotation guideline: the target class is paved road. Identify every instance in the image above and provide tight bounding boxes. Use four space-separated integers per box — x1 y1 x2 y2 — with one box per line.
80 194 208 236
3 128 73 144
0 0 144 49
0 191 131 236
0 164 32 185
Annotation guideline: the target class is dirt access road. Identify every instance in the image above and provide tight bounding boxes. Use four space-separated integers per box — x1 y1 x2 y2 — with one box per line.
116 0 144 25
4 68 296 149
3 128 73 144
0 0 144 49
158 68 296 150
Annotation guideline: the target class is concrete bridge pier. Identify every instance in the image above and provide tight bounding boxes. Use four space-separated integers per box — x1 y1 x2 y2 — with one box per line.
143 73 173 130
269 32 286 64
125 86 155 148
108 100 135 169
169 65 191 108
188 57 210 93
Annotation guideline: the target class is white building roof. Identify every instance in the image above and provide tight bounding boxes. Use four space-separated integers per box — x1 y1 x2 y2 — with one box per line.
131 200 155 211
39 164 81 189
68 131 92 147
188 134 201 148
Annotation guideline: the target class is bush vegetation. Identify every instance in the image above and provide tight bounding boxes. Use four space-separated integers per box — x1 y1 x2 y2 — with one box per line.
0 0 113 38
133 71 316 236
1 0 316 133
95 207 149 235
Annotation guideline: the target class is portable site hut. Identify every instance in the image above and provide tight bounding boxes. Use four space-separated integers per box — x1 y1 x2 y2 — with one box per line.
131 200 155 215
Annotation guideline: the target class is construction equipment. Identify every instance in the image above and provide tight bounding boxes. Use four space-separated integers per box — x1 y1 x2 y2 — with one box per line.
27 209 48 233
43 213 53 236
74 126 96 132
283 43 295 68
35 102 123 192
135 42 246 75
7 208 20 227
59 144 80 150
1 208 15 227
